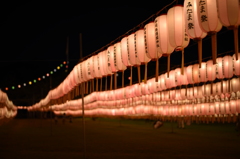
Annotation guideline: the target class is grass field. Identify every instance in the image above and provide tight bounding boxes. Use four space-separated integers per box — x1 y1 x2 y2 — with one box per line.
0 117 239 159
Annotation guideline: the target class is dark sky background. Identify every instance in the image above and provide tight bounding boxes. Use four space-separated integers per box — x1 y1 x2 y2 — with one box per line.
0 0 237 106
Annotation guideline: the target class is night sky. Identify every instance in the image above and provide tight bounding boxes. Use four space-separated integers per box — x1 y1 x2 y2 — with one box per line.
0 0 237 106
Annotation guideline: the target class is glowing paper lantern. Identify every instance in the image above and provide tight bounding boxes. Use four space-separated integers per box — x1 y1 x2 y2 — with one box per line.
68 69 78 88
203 84 212 97
197 0 222 64
92 55 102 91
212 82 222 96
144 21 162 81
233 53 240 76
192 64 201 84
78 62 86 83
217 0 239 60
132 83 142 97
147 78 158 94
167 5 190 74
100 50 112 76
121 36 134 85
165 70 177 89
107 44 119 90
184 0 207 68
107 45 118 73
206 60 216 82
114 42 127 87
127 33 142 84
99 50 112 91
85 58 94 81
222 80 230 95
186 65 194 84
159 74 167 91
231 78 240 93
135 29 151 83
230 100 237 114
175 67 188 86
155 14 174 77
97 52 106 77
216 57 224 79
199 62 207 82
223 55 233 79
121 36 131 67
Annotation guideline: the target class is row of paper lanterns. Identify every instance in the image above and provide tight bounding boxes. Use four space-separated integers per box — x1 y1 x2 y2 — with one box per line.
47 76 239 110
0 90 17 119
45 77 240 111
29 52 239 110
29 73 240 118
29 0 240 113
52 99 240 118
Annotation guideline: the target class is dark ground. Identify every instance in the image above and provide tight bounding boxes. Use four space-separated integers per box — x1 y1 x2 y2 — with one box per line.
0 117 239 159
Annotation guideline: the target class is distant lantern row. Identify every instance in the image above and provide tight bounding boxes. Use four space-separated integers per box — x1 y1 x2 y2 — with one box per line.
0 90 17 119
3 62 67 91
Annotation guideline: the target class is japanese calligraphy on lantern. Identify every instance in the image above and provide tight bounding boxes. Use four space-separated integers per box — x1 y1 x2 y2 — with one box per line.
134 33 138 58
87 60 91 76
127 37 131 62
113 45 117 67
80 63 83 80
107 50 111 67
97 55 100 71
199 0 208 22
144 27 148 54
154 19 160 48
186 1 194 30
222 58 224 76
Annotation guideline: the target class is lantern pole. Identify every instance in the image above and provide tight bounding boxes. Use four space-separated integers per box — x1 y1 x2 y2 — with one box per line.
122 70 124 88
137 65 141 85
144 63 148 84
81 83 86 159
105 76 108 91
114 73 117 89
100 78 102 91
155 59 159 82
233 27 239 61
211 32 217 64
130 66 133 86
167 55 170 78
50 76 53 136
96 78 98 91
181 49 185 75
80 33 86 159
197 39 202 68
110 74 113 90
